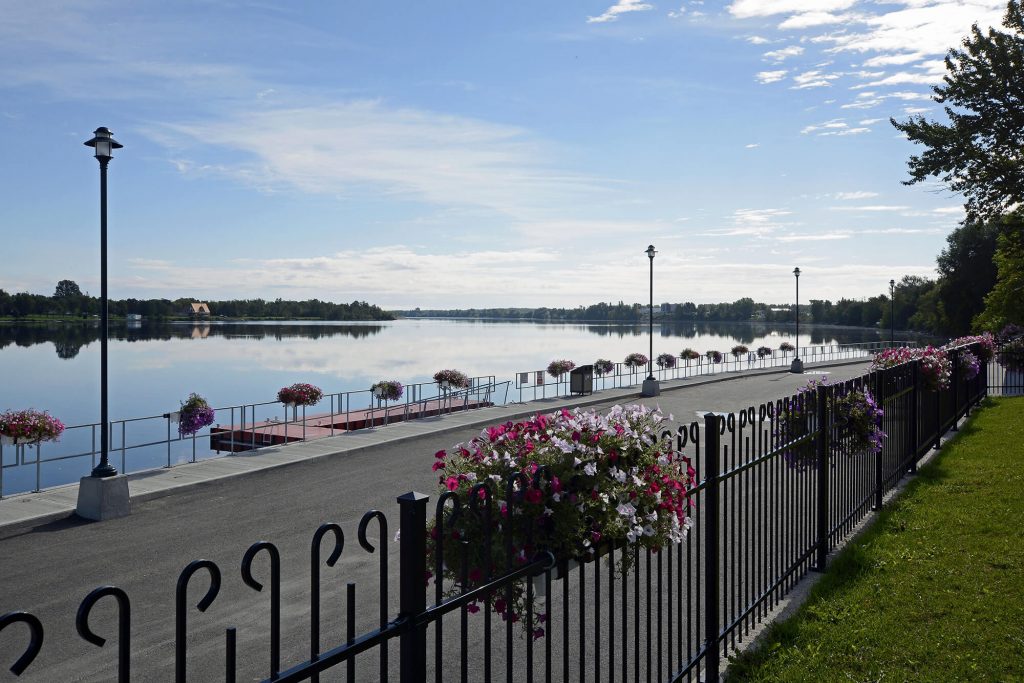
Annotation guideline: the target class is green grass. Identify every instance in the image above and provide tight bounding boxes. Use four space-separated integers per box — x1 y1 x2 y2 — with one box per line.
728 397 1024 683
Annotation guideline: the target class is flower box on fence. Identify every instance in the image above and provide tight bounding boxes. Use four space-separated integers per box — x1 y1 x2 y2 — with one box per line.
277 383 323 407
371 380 403 402
0 409 65 445
176 393 215 437
623 353 648 371
427 404 694 636
434 369 471 391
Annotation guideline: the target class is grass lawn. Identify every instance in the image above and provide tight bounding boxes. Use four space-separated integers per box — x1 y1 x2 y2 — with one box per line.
728 397 1024 683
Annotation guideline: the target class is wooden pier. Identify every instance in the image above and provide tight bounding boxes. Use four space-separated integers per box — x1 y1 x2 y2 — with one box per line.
209 397 493 452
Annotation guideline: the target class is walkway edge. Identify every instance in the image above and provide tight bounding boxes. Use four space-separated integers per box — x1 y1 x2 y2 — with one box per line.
0 358 869 534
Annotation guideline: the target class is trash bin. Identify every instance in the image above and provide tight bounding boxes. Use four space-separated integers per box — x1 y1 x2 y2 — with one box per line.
570 364 593 395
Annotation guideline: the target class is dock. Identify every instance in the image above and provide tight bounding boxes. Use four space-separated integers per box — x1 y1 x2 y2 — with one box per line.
209 396 494 451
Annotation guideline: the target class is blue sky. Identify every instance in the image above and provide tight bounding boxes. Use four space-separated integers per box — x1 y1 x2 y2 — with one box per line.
0 0 1008 309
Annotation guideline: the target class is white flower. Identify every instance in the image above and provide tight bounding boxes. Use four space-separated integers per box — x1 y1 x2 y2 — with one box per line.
464 472 477 481
574 457 582 467
584 462 597 476
617 502 636 518
643 524 656 537
646 512 658 522
609 467 626 483
632 474 645 487
552 492 561 502
543 506 554 517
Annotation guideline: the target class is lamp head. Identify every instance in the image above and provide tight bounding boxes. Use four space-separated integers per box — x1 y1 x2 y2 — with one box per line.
793 267 801 278
646 244 656 260
890 279 895 289
84 127 123 161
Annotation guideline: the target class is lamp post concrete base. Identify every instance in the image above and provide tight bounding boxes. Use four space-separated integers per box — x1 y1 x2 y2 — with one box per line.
76 474 131 521
641 378 661 397
790 358 804 374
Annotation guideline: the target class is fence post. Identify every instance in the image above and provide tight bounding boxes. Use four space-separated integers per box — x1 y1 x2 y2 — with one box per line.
909 361 919 475
814 384 830 571
872 370 884 510
398 491 429 683
951 351 960 431
703 413 721 683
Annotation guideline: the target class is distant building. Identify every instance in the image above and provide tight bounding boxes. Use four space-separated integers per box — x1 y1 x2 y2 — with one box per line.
187 302 211 317
125 313 142 321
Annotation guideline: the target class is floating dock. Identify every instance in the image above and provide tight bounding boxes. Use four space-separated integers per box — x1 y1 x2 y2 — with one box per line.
209 397 493 452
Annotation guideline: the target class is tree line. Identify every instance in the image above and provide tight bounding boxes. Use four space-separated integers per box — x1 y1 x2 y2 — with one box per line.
0 281 395 321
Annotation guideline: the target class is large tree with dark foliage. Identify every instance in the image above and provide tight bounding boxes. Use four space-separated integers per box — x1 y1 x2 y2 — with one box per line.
891 1 1024 223
53 279 82 298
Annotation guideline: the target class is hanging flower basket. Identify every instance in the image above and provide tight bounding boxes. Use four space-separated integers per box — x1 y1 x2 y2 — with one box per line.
546 359 576 379
177 393 215 437
680 348 700 361
433 369 470 391
731 344 749 359
0 409 65 445
427 404 693 636
706 350 723 364
594 359 615 376
623 352 648 370
372 380 404 402
959 350 980 381
277 383 324 407
756 346 773 359
998 337 1024 372
870 346 951 391
775 378 885 470
656 353 676 369
779 342 795 353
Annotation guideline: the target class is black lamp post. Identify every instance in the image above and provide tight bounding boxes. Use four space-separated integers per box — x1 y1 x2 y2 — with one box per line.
646 244 656 380
790 267 803 373
889 279 896 347
84 127 123 478
641 245 660 396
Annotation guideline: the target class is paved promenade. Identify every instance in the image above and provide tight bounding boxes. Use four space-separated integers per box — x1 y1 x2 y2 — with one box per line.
0 359 870 681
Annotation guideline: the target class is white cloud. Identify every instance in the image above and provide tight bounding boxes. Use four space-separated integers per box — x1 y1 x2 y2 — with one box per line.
830 205 911 211
778 11 856 30
587 0 654 23
821 126 870 136
745 143 760 148
801 118 848 134
791 70 840 88
747 35 772 44
151 101 603 217
834 191 879 200
858 118 883 125
932 206 964 215
764 45 804 62
776 232 850 242
728 0 857 20
756 69 788 83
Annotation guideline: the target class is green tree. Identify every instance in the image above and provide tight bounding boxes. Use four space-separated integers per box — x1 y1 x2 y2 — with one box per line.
53 279 82 298
935 219 1003 334
974 214 1024 330
891 1 1024 223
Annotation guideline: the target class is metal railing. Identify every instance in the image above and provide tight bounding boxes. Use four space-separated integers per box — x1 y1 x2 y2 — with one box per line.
0 343 991 681
0 377 504 499
515 341 910 401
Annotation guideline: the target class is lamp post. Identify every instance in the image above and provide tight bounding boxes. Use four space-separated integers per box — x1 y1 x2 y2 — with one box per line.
889 279 896 348
790 267 803 373
84 127 122 478
641 245 660 397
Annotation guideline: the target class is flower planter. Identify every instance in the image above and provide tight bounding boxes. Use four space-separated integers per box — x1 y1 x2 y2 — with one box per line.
532 541 625 596
1 434 17 446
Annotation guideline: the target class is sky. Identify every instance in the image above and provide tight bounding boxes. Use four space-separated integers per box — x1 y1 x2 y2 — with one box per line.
0 0 1010 309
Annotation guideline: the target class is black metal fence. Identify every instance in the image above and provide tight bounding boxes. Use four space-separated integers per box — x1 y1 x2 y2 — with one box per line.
0 344 992 681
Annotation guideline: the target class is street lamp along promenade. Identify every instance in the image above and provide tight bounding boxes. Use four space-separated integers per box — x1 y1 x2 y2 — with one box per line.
790 267 803 374
890 279 896 347
641 245 660 397
76 127 131 521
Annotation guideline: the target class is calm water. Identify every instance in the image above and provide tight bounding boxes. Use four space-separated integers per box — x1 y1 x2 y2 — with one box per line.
0 318 915 428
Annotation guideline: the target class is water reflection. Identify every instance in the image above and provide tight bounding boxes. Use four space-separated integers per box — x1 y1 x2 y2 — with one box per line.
0 321 386 359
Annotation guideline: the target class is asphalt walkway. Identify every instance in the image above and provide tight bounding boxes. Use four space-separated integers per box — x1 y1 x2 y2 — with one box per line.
0 359 871 682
